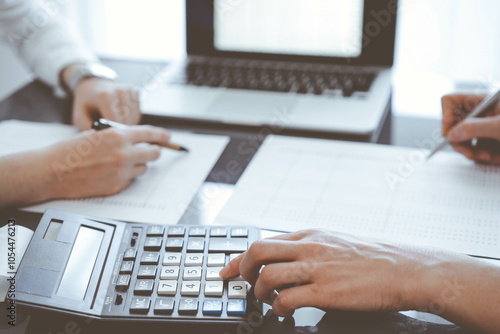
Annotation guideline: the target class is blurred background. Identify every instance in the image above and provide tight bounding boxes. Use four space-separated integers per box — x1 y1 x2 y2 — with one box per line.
2 0 500 119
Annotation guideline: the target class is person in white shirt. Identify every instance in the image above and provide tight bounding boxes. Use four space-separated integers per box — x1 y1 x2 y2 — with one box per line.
0 0 170 207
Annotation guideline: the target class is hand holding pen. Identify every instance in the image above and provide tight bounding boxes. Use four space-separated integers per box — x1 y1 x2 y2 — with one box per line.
428 92 500 165
93 118 189 152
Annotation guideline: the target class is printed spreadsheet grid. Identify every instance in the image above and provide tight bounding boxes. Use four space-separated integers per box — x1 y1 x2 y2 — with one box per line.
216 135 500 259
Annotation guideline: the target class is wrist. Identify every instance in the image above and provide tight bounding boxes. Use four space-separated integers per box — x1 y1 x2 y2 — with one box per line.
406 247 470 312
35 147 63 202
393 245 453 311
60 63 118 95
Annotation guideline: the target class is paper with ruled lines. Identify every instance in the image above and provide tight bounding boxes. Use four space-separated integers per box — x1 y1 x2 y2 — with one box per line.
0 120 229 225
215 135 500 259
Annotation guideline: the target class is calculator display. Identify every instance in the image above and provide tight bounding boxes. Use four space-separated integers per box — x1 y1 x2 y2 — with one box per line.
57 226 105 300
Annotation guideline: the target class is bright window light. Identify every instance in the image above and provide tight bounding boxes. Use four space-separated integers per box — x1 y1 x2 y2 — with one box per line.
97 0 185 59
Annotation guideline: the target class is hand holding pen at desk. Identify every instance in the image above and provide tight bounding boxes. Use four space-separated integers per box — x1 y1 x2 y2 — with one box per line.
0 125 171 208
442 94 500 165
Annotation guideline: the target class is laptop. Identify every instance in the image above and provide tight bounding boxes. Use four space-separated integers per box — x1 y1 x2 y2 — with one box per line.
141 0 398 137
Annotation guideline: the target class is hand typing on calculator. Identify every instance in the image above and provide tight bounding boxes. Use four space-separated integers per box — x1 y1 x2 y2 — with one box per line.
219 229 500 334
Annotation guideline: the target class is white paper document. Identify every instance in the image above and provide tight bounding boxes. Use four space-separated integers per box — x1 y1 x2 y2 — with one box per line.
215 135 500 259
0 224 33 302
0 120 229 225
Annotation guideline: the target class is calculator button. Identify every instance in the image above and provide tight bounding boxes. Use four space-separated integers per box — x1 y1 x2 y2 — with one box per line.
134 280 155 296
163 252 182 266
185 254 203 267
207 254 226 267
137 265 157 279
168 226 185 236
183 267 202 280
131 232 139 247
206 267 224 281
123 248 137 261
140 252 159 265
147 226 164 237
144 237 162 251
160 266 180 280
165 238 184 251
227 300 247 316
187 238 205 252
154 298 175 315
229 253 242 262
130 297 150 314
231 228 248 238
116 275 131 291
210 227 227 237
204 281 223 297
209 238 247 253
120 261 134 274
203 299 223 315
157 280 178 296
189 227 206 237
228 281 247 299
181 281 201 296
178 298 198 314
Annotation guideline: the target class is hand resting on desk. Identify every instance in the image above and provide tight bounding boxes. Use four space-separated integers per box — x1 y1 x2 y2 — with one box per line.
0 125 170 208
220 229 500 334
442 94 500 165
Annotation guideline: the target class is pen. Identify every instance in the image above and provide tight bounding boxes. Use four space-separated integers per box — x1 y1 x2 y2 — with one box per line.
427 88 500 160
92 118 189 152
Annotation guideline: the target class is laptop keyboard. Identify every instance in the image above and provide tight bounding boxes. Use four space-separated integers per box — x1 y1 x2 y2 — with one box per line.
170 61 375 97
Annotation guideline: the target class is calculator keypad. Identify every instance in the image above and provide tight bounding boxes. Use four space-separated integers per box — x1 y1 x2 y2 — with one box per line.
110 225 260 321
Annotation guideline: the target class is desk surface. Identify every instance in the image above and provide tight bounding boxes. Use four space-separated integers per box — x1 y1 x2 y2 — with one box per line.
0 58 469 334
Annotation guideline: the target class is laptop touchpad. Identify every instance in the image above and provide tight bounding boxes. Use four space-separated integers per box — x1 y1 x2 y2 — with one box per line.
206 92 297 123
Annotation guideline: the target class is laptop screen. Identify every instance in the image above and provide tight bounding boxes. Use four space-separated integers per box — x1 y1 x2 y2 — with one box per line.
187 0 398 67
214 0 365 59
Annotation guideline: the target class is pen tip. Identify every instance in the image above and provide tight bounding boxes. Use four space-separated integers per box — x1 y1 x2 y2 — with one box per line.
179 147 189 152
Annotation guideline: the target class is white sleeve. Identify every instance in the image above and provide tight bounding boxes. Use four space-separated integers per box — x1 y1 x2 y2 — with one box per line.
0 0 98 94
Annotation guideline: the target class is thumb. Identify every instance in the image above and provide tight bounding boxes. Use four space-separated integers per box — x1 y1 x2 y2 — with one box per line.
72 102 95 131
448 116 500 142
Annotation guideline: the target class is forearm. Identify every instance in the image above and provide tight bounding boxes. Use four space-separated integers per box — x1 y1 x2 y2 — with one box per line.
418 252 500 333
0 150 56 208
